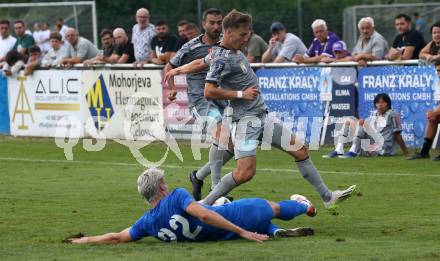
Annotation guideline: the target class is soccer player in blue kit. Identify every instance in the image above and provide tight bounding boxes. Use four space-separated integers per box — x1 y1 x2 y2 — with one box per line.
68 168 316 244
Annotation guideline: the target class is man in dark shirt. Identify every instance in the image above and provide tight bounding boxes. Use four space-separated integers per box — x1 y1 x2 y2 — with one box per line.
111 28 135 64
387 13 425 60
150 21 180 65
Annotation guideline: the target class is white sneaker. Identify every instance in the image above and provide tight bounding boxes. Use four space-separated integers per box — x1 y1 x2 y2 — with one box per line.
273 227 314 238
290 194 317 217
324 185 357 210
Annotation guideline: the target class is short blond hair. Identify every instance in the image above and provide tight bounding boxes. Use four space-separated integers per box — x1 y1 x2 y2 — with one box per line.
137 168 164 202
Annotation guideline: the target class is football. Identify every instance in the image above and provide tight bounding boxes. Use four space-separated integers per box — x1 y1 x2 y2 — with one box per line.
212 196 232 206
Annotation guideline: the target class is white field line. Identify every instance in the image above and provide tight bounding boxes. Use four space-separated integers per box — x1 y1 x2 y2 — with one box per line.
0 156 438 178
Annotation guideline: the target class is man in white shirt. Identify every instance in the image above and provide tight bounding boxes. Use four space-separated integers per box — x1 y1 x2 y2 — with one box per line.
32 22 46 54
56 18 69 47
39 22 51 53
262 22 307 63
132 8 156 65
41 32 66 67
0 20 17 66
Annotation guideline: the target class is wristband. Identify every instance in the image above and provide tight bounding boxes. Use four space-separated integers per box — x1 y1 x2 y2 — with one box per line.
237 91 243 98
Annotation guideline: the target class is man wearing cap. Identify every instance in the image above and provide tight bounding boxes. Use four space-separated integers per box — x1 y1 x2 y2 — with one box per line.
262 22 307 63
293 19 340 64
321 40 352 63
67 168 317 244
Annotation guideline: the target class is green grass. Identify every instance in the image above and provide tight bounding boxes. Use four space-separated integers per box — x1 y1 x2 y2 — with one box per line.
0 136 439 260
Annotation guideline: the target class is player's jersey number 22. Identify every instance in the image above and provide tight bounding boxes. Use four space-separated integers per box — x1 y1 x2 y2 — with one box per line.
158 214 202 241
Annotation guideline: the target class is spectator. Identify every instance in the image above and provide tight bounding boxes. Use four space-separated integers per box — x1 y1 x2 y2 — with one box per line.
177 20 189 48
185 23 200 41
41 32 66 67
387 14 425 61
25 27 32 36
325 93 408 158
2 50 24 76
12 20 35 60
83 29 115 65
407 60 440 161
419 21 440 63
150 21 180 65
245 31 268 63
293 19 340 64
24 45 42 76
100 29 115 58
107 28 136 64
61 28 99 66
321 40 352 63
352 17 388 65
32 22 50 54
132 8 156 64
262 22 306 63
32 22 41 46
413 12 425 35
0 20 16 66
40 22 51 53
55 18 68 46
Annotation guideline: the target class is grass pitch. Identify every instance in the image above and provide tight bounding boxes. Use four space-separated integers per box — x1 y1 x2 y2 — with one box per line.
0 137 439 260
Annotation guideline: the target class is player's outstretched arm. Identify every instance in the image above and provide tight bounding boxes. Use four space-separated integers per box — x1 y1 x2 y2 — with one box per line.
185 202 269 243
178 58 207 74
68 227 133 244
164 58 207 83
205 82 259 100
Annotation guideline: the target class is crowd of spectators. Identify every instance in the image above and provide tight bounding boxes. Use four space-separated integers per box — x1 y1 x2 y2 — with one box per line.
0 8 439 77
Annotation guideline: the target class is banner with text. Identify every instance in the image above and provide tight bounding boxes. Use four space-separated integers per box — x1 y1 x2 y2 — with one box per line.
162 74 194 139
323 67 358 145
358 66 437 147
257 67 328 146
8 70 83 137
82 70 164 140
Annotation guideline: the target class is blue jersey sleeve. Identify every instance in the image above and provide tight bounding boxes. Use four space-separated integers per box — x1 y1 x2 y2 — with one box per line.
129 215 151 241
173 188 195 211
